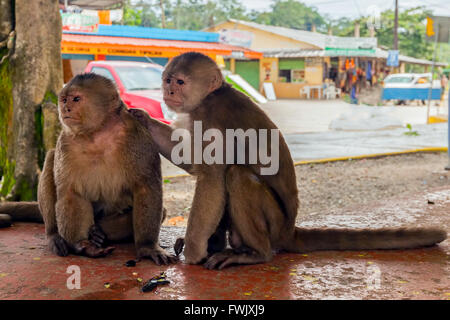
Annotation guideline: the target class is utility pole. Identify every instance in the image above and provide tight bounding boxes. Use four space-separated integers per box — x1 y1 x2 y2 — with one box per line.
393 0 398 50
160 0 166 28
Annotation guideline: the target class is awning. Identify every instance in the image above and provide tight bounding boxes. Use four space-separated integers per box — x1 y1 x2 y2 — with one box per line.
59 0 123 10
261 48 446 67
61 33 262 60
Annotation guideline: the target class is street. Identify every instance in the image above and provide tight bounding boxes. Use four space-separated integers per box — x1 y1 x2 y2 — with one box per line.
162 99 449 176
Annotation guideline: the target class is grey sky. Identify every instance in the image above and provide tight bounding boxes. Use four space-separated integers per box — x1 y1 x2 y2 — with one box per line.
240 0 450 19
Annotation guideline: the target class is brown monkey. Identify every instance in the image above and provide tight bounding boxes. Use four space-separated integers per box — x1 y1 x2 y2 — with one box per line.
0 73 177 265
131 52 447 270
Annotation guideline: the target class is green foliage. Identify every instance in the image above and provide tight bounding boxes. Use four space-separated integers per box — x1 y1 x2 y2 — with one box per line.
118 0 248 30
0 49 13 195
122 0 160 27
253 0 326 31
0 158 15 198
404 123 419 136
35 108 45 169
331 7 434 61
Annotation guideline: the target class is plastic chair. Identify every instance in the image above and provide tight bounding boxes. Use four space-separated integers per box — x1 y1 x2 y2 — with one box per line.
300 86 310 99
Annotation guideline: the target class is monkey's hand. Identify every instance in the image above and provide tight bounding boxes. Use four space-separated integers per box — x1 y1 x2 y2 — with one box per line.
128 108 151 128
137 245 179 265
174 237 184 256
48 234 70 257
74 240 115 258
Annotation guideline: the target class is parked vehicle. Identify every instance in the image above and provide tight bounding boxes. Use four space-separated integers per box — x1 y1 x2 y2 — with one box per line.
382 73 441 104
84 61 176 124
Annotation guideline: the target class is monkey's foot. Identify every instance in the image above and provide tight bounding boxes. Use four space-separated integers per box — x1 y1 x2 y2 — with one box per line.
174 237 184 256
88 224 107 247
137 246 179 265
48 234 70 257
204 249 270 270
74 240 115 258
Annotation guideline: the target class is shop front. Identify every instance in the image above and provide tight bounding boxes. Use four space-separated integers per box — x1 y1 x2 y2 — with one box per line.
61 25 262 83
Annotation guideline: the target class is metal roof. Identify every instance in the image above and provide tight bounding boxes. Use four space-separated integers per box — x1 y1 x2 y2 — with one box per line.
262 48 445 66
64 24 220 43
262 49 324 58
227 19 330 49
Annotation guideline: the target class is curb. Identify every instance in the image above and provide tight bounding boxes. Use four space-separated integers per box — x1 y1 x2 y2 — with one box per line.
163 147 448 179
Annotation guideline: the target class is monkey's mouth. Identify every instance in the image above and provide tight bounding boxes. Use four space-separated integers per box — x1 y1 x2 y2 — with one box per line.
163 98 182 108
63 116 80 123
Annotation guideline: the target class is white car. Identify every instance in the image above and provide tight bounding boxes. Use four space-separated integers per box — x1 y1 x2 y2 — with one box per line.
382 73 441 104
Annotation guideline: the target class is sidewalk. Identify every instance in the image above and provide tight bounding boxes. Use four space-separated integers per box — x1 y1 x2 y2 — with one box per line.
0 186 448 300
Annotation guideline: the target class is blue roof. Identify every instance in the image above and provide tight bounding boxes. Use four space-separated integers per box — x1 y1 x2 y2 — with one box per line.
63 24 219 43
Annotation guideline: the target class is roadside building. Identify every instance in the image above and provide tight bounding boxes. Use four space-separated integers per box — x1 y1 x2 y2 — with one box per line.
205 19 446 99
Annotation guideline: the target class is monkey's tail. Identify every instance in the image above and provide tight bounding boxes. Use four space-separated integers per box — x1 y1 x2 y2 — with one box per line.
0 202 43 223
285 227 447 253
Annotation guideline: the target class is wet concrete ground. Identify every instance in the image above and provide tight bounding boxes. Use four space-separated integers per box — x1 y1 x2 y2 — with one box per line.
0 186 448 300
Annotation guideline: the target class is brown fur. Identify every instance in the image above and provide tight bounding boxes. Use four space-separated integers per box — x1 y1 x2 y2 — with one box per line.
128 52 446 269
0 73 177 264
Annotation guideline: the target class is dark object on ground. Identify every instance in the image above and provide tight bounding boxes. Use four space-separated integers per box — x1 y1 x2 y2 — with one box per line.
0 214 12 228
141 272 170 293
125 260 137 267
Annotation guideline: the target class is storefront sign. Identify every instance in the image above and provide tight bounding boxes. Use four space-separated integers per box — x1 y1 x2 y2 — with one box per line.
61 12 99 32
325 36 377 57
62 45 168 57
218 29 253 48
386 50 399 67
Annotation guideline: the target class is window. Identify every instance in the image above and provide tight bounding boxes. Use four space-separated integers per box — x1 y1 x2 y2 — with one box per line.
115 66 162 91
278 69 291 82
90 67 116 83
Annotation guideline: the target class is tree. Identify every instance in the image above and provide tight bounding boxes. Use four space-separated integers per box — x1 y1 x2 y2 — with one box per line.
252 0 326 31
122 0 160 27
331 6 434 61
119 0 248 30
0 0 63 200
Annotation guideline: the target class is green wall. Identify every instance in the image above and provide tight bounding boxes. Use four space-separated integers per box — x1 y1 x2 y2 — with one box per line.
235 60 260 90
279 58 305 70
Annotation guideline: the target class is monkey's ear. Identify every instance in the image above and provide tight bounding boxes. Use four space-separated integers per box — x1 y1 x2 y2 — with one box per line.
209 72 222 93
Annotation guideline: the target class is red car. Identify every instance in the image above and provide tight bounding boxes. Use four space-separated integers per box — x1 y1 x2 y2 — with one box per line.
84 60 176 124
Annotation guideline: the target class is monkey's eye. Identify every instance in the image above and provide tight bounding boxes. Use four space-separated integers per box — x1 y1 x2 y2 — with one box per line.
73 96 81 102
62 98 67 103
165 78 171 84
176 79 185 85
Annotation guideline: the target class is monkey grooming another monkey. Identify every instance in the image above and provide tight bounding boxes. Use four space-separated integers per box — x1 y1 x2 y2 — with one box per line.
0 73 177 265
130 52 447 270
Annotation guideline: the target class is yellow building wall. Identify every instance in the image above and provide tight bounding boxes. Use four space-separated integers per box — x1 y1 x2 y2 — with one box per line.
206 21 319 50
207 21 324 98
260 57 278 84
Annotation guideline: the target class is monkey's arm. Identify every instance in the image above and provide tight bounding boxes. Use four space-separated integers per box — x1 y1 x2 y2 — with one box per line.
183 170 226 264
132 181 178 265
38 150 72 256
55 188 114 257
128 109 193 173
38 150 58 236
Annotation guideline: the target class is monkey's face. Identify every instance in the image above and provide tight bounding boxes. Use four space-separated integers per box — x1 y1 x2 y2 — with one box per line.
162 72 203 113
58 87 105 134
162 53 224 113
